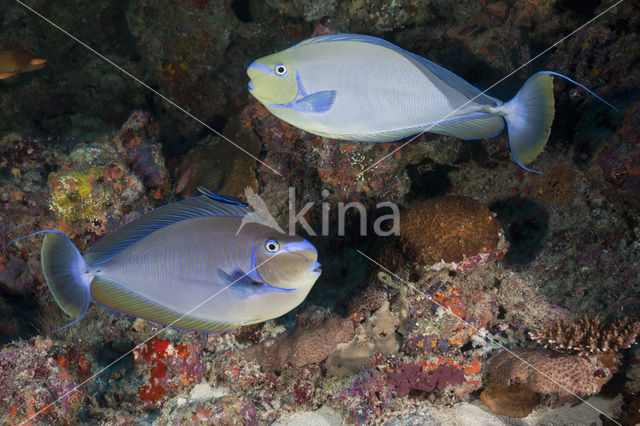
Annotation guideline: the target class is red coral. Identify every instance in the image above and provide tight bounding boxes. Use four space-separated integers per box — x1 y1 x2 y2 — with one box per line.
134 338 204 404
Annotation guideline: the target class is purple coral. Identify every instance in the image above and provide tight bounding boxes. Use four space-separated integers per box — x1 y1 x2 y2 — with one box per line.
387 363 465 398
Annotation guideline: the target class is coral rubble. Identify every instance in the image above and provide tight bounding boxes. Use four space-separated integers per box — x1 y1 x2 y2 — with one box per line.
0 337 91 424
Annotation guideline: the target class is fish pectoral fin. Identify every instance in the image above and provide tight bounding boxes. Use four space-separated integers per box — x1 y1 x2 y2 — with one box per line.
295 90 336 113
231 283 259 300
218 269 264 300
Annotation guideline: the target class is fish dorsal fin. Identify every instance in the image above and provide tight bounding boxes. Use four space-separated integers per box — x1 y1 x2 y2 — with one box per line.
295 33 499 106
293 33 398 49
84 189 250 265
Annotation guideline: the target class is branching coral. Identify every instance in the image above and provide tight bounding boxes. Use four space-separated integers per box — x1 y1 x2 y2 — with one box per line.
529 315 640 355
481 314 638 417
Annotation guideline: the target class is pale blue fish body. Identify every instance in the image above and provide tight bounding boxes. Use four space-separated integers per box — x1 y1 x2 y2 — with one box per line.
97 218 313 325
248 34 616 172
27 190 321 333
255 36 503 141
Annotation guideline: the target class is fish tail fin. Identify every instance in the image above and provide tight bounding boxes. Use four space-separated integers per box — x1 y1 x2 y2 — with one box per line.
503 73 555 174
504 71 617 174
39 231 93 329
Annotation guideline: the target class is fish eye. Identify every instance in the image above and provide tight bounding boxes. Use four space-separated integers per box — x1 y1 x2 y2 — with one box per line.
274 64 287 76
264 239 280 253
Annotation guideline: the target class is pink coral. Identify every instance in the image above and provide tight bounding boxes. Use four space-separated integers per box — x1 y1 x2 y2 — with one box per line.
387 362 465 397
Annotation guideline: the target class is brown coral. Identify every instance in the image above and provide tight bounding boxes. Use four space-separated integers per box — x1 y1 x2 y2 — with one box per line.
399 196 503 266
485 348 615 405
480 382 539 418
530 315 640 356
347 285 388 317
244 306 355 371
488 348 592 401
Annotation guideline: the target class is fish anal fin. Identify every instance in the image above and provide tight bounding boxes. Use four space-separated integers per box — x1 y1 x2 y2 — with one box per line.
429 112 505 140
91 277 238 332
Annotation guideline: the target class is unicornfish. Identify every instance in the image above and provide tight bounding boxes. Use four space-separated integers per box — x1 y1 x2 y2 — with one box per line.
247 33 616 173
14 189 321 333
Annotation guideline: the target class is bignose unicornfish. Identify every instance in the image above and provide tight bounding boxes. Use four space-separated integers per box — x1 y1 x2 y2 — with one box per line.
247 33 616 173
13 189 321 333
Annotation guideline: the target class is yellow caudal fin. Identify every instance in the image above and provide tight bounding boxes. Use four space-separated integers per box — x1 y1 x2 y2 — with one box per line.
504 71 617 173
40 231 93 330
503 73 555 173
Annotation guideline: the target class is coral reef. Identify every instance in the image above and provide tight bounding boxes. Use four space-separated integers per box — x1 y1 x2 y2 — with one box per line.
45 111 164 243
481 347 618 417
387 362 465 398
530 315 640 355
399 196 505 269
172 115 261 199
244 306 355 371
0 336 91 424
0 0 639 424
133 337 205 405
326 301 401 377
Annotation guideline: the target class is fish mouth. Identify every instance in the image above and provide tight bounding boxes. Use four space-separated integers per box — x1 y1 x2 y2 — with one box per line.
309 261 322 275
